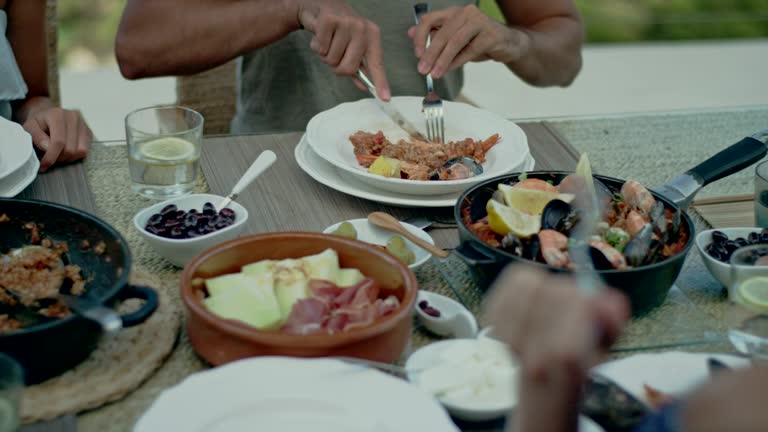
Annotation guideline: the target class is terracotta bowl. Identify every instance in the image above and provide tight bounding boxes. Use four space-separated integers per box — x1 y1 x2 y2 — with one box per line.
180 232 418 366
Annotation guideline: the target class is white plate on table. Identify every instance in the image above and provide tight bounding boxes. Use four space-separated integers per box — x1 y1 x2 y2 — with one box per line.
0 117 34 181
295 134 535 208
592 351 750 408
0 151 39 197
134 357 459 432
305 96 530 195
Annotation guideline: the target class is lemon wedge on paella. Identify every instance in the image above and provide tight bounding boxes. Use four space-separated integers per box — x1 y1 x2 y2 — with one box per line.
498 184 574 215
486 200 541 238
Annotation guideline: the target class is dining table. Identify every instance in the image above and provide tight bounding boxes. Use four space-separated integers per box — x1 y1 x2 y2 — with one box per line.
15 104 768 432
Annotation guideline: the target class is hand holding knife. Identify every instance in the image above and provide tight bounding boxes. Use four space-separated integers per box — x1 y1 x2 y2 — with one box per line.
356 69 428 141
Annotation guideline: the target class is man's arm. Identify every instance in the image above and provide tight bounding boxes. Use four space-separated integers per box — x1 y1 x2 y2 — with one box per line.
115 0 300 79
496 0 583 86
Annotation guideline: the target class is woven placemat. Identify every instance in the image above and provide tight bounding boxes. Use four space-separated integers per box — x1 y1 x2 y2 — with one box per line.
21 269 180 424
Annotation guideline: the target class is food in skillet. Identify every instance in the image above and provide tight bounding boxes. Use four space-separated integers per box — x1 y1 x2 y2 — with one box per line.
349 130 500 181
0 219 87 333
201 249 400 335
461 156 688 270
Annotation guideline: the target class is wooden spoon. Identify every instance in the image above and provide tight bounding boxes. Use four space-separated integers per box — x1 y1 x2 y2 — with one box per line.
367 212 449 259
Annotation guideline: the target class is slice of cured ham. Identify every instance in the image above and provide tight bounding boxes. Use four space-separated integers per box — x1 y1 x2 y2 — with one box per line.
281 277 400 335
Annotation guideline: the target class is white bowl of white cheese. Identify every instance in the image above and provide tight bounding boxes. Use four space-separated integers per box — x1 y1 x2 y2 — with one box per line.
405 338 518 422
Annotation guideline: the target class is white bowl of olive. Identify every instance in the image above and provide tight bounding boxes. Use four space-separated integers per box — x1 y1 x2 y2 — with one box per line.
323 219 434 270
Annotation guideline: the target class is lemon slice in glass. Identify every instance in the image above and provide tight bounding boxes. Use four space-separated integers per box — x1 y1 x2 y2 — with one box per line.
486 200 541 238
498 184 574 215
736 276 768 313
139 137 196 162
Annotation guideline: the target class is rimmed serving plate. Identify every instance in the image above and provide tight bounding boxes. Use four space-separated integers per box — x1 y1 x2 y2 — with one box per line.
135 357 459 432
295 134 535 208
0 151 39 197
0 117 34 181
305 96 530 195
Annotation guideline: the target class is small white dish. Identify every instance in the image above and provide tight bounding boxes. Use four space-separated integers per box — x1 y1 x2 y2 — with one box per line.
323 218 433 270
0 117 34 181
305 97 531 196
0 151 39 197
406 338 517 422
133 193 248 267
695 227 763 287
415 291 478 338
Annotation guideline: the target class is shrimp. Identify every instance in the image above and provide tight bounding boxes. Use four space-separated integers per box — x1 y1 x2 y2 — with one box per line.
515 178 558 193
625 211 646 237
539 229 569 268
621 180 655 214
589 240 627 270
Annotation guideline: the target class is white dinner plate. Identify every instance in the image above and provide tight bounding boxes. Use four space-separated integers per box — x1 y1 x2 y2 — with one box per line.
295 134 536 208
305 97 530 195
0 117 34 181
134 357 459 432
0 151 39 197
592 351 750 407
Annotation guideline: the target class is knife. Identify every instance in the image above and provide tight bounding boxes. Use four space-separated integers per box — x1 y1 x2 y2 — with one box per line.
356 69 428 141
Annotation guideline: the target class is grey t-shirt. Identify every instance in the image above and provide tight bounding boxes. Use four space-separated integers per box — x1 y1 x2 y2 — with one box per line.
0 10 28 120
231 0 473 134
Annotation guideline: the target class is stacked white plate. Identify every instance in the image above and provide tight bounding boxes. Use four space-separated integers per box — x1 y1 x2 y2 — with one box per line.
0 117 38 197
298 96 534 207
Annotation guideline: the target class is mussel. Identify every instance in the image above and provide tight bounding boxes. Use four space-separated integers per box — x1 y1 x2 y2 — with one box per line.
467 186 497 222
501 234 523 256
431 157 483 180
541 199 581 235
624 223 654 267
522 234 541 261
589 246 616 271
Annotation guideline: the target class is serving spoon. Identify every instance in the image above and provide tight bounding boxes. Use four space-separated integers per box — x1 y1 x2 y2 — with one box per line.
367 212 449 259
216 150 277 210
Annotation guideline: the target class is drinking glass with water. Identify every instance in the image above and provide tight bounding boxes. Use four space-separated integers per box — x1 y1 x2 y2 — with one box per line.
755 160 768 228
728 245 768 359
0 354 22 432
125 106 204 199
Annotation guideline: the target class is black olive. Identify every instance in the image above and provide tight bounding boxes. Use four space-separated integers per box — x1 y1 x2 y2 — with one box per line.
219 208 236 220
762 228 768 236
160 204 177 216
711 230 728 245
735 238 749 248
147 213 163 226
761 233 768 244
748 232 760 244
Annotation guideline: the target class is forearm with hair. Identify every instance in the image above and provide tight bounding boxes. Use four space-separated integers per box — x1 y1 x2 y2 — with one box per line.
116 0 301 78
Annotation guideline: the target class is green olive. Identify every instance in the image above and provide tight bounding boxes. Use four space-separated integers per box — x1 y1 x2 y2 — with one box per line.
332 222 357 240
386 236 415 265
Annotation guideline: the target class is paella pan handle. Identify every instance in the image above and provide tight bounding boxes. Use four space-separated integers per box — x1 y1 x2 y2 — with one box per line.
656 130 768 208
115 285 159 327
687 134 767 187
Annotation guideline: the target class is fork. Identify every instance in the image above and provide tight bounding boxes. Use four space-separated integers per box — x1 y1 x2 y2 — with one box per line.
413 3 445 144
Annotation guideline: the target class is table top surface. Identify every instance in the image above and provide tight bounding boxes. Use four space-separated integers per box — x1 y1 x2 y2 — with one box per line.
16 108 763 432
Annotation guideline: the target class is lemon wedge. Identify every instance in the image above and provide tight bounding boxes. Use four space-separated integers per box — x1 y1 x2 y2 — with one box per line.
139 137 196 161
498 183 574 215
736 276 768 313
575 153 596 201
486 200 541 238
368 156 401 178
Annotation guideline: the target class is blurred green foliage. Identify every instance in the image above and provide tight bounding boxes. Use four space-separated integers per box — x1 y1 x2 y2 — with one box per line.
58 0 768 67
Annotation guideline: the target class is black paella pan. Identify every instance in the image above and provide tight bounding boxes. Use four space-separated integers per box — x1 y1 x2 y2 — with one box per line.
0 198 158 384
454 130 768 315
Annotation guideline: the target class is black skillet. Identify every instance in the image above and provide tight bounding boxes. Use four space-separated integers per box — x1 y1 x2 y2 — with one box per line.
453 130 768 315
0 198 158 384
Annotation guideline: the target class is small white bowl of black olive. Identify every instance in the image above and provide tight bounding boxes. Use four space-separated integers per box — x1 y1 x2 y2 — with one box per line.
696 227 768 287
